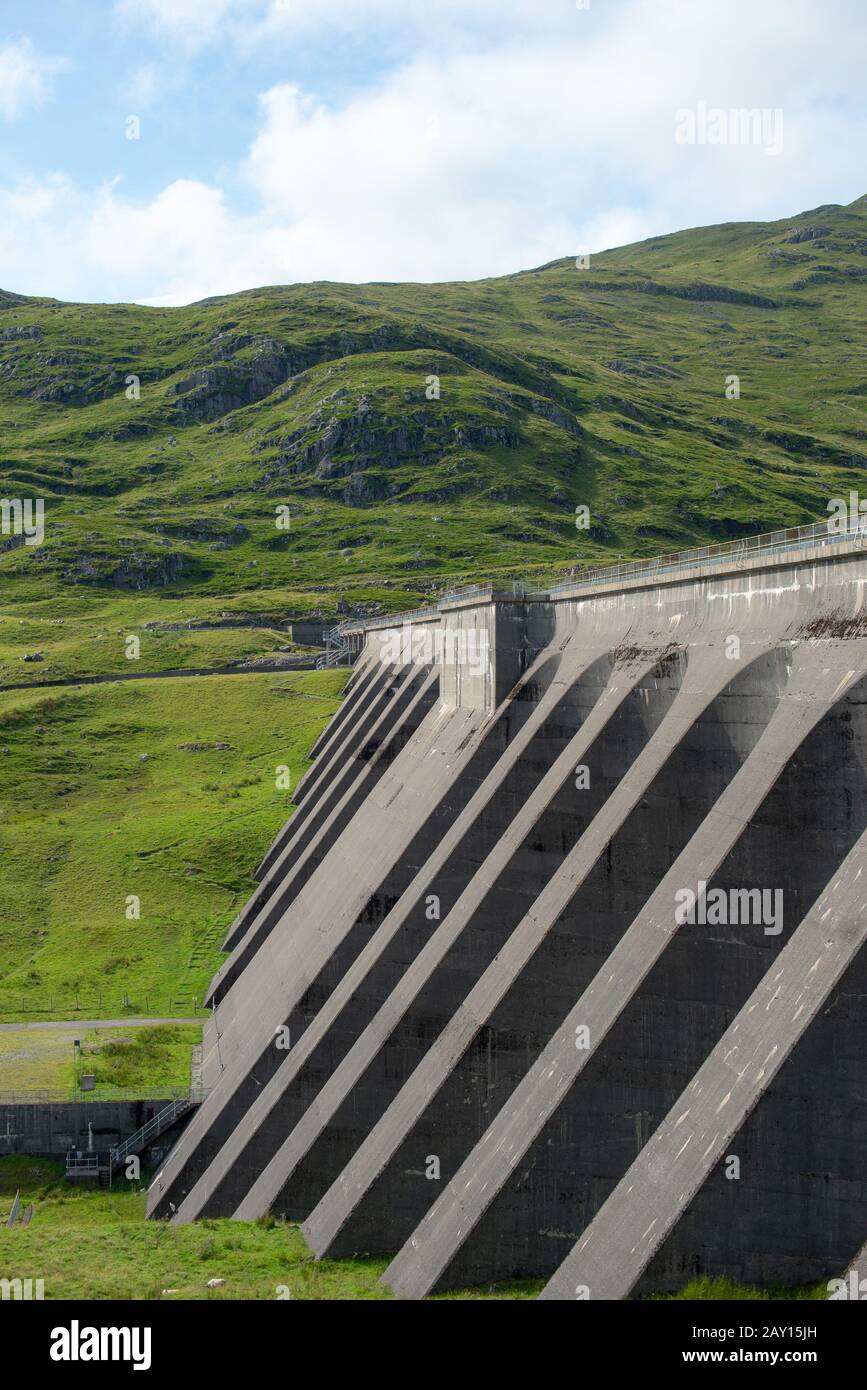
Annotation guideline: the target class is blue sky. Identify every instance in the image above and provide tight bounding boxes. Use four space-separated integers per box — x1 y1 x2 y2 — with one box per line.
0 0 396 203
0 0 865 304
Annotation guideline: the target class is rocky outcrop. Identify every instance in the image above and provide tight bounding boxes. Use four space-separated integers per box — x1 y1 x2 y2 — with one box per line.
173 346 295 423
150 518 249 547
0 324 42 341
643 279 779 308
59 548 195 589
255 395 528 506
786 225 831 244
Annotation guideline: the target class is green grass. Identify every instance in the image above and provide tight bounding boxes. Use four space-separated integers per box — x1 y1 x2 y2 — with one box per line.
79 1023 201 1090
0 1023 200 1091
653 1275 826 1301
0 588 330 688
0 1159 825 1301
0 1158 538 1300
0 670 347 1019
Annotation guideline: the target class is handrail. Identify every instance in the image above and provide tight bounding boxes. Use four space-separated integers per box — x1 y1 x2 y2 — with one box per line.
65 1151 103 1172
315 619 354 668
437 582 494 606
110 1090 208 1170
548 518 867 596
339 605 439 636
313 518 866 650
109 1089 198 1167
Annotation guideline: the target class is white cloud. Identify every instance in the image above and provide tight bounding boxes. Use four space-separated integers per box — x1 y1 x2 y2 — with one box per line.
114 0 253 51
115 0 557 49
124 63 162 109
4 0 866 302
247 0 559 46
236 0 866 284
0 37 67 120
87 179 269 304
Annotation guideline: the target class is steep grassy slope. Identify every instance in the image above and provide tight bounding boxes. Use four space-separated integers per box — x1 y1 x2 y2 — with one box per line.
0 196 864 1023
0 670 346 1016
1 195 865 622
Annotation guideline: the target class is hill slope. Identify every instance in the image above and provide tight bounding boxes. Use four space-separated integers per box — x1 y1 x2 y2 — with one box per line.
1 195 866 618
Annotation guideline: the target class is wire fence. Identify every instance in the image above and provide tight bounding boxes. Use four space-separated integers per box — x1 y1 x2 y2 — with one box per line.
0 1085 208 1106
0 996 209 1020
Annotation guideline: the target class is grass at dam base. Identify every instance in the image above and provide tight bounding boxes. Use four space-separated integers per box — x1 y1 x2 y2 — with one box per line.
0 1158 825 1302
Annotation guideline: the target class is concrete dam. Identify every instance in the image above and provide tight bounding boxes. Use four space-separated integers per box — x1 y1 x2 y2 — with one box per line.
147 524 867 1299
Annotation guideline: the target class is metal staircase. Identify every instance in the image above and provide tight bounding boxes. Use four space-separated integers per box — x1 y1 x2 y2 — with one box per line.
316 621 353 669
110 1091 205 1173
64 1092 206 1185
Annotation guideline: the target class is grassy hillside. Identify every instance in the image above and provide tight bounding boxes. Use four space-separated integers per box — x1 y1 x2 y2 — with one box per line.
1 194 866 622
0 670 345 1017
0 196 865 1021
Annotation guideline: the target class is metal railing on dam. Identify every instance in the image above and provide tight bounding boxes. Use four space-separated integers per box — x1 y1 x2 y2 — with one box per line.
547 517 867 596
325 518 867 645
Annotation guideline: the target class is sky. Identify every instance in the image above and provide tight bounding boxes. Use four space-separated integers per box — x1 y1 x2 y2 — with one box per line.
0 0 864 305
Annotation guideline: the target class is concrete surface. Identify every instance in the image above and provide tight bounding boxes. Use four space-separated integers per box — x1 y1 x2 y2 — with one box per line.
146 535 867 1299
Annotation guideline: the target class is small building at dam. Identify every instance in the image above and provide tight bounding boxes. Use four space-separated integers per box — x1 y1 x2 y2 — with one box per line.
147 523 867 1299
